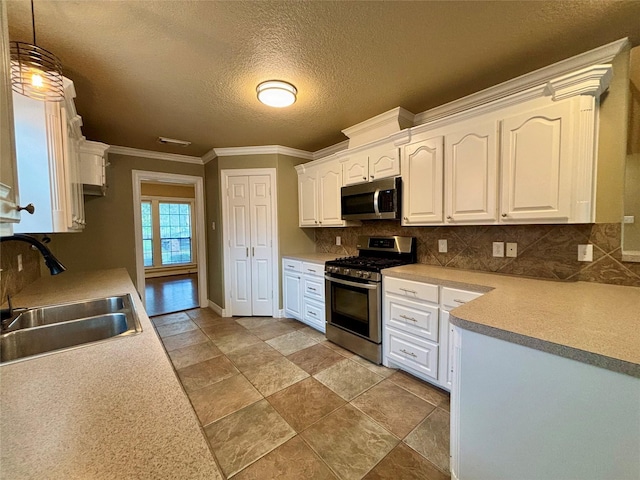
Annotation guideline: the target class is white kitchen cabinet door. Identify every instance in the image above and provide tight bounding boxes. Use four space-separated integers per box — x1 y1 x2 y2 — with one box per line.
317 162 343 226
368 145 400 181
249 175 273 316
445 121 498 223
227 176 253 316
283 269 302 319
500 100 574 222
401 136 443 225
342 153 369 186
0 2 20 231
298 170 318 226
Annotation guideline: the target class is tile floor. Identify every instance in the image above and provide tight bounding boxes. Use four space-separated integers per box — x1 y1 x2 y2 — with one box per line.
153 307 451 480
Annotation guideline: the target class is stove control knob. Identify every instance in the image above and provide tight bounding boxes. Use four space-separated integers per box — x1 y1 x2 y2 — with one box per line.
362 271 371 279
344 269 351 275
356 271 363 277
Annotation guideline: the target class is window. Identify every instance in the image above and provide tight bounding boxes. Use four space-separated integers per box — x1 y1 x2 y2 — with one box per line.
141 199 194 268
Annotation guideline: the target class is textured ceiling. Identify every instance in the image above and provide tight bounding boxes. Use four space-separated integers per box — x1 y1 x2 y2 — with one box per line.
6 1 640 157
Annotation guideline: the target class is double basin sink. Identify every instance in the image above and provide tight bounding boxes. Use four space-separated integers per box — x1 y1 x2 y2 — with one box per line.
0 294 142 364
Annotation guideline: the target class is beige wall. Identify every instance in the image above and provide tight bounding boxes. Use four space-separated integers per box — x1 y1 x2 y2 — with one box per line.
141 182 195 198
623 45 640 252
48 154 204 287
207 153 315 310
595 48 630 223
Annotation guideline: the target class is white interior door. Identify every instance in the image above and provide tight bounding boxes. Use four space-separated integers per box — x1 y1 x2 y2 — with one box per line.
228 176 252 316
249 175 273 315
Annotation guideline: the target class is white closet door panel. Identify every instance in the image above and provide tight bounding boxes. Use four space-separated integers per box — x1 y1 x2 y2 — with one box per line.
228 176 252 316
250 175 273 315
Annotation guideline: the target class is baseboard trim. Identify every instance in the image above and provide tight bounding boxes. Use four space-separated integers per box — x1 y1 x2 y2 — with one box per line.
207 299 225 317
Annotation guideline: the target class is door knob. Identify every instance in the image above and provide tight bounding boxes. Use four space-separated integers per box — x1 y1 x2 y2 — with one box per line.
17 203 35 215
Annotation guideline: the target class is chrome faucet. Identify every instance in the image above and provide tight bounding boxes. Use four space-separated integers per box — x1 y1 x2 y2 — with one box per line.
0 234 66 328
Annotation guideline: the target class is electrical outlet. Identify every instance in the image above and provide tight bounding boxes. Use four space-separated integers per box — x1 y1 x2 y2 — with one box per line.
623 215 635 224
578 244 593 262
438 239 447 253
506 242 517 258
17 254 23 272
492 242 505 257
336 236 341 246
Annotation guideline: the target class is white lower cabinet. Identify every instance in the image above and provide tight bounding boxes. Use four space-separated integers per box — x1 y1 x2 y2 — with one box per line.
282 258 326 333
383 275 483 391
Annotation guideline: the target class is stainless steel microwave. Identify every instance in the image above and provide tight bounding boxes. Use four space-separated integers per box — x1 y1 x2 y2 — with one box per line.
341 177 401 220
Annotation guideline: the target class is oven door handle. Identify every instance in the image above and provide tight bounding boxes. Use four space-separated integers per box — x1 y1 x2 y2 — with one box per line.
325 275 378 290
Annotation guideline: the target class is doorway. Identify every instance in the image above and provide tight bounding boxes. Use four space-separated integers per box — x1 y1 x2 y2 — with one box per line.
132 170 208 313
221 168 279 317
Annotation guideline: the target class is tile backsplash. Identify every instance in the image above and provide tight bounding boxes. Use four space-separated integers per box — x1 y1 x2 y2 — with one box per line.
316 222 640 287
0 241 42 303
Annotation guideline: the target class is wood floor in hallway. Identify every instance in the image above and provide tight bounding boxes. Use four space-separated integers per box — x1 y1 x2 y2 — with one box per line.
145 273 198 316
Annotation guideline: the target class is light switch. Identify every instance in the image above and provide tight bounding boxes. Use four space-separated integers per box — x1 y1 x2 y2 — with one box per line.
492 242 505 258
336 236 341 246
578 244 593 262
211 222 216 231
506 242 517 258
17 254 23 272
438 239 447 253
623 215 635 224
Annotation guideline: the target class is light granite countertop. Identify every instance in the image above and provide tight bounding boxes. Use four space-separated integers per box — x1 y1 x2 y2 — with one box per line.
382 264 640 378
0 269 223 480
282 252 341 263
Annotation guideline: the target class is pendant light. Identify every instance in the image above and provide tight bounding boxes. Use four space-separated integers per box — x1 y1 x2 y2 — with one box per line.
10 0 64 102
256 80 297 108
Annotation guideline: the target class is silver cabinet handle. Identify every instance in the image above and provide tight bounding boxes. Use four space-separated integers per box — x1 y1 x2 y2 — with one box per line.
308 287 316 291
453 298 466 304
308 310 316 317
246 247 249 257
307 269 317 273
362 176 366 180
252 247 255 256
446 216 452 220
502 213 507 218
370 175 374 179
17 203 35 214
399 314 417 322
399 288 417 294
287 264 295 269
404 216 408 221
400 349 417 358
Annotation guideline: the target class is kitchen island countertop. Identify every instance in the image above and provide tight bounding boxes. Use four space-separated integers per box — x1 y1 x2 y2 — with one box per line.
0 269 223 480
382 264 640 378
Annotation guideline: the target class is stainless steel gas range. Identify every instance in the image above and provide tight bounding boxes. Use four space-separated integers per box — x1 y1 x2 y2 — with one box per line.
324 236 416 364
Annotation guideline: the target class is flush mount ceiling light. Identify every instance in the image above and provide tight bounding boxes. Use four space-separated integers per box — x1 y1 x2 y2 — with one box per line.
10 0 64 102
157 137 192 147
256 80 297 108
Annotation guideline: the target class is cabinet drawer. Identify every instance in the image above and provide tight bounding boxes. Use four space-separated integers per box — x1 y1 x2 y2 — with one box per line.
387 297 439 342
303 276 324 301
441 287 483 311
386 327 439 380
283 259 303 273
302 262 324 276
303 298 326 333
384 276 439 303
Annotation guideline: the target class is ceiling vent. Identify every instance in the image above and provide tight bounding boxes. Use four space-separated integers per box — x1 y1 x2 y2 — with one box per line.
157 137 191 147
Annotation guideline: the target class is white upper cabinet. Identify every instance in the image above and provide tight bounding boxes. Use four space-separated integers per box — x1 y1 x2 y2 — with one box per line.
296 157 357 227
0 2 20 232
444 120 498 223
402 136 443 225
13 79 85 233
342 143 401 186
298 167 318 227
500 100 574 222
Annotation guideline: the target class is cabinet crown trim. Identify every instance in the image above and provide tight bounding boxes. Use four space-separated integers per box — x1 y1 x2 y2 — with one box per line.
214 145 314 160
543 65 613 101
342 107 415 147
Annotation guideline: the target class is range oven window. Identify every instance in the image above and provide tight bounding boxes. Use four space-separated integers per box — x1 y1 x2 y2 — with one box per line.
329 281 370 337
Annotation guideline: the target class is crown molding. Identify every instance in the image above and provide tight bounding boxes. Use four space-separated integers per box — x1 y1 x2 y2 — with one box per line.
213 145 313 159
312 140 349 160
342 107 415 148
108 145 203 164
414 37 629 126
201 148 217 164
80 140 109 156
544 65 613 101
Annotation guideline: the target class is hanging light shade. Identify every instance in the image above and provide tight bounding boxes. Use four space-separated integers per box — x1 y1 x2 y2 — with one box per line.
256 80 297 108
10 1 64 102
